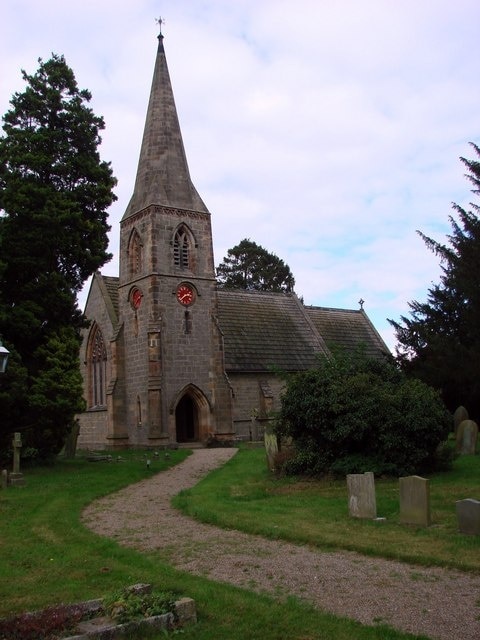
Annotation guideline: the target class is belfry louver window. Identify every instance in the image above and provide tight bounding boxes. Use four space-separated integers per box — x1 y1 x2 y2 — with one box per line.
174 227 190 269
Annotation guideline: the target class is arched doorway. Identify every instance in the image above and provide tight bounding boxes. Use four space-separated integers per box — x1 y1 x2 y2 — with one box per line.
175 394 198 442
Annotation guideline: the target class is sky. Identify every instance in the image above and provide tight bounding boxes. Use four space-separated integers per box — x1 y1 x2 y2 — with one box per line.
1 0 479 350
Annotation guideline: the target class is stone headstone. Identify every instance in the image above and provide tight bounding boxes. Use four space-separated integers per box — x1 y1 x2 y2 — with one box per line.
264 425 279 472
456 498 480 535
12 431 22 474
175 597 197 624
456 420 478 455
399 475 431 527
347 472 376 519
9 472 25 487
1 469 8 489
453 406 469 435
10 432 25 485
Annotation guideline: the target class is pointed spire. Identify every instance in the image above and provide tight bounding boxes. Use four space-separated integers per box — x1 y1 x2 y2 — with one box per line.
122 26 208 220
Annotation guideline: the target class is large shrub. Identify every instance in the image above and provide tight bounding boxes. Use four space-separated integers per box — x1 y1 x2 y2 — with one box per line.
276 350 452 476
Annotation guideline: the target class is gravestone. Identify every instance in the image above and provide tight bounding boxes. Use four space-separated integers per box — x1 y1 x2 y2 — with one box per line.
10 432 25 486
264 425 279 472
453 405 469 435
12 432 21 473
1 469 7 489
456 498 480 535
347 472 376 519
456 420 478 455
399 475 431 526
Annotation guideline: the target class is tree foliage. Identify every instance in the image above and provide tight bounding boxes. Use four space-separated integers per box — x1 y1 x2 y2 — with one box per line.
389 143 480 419
276 350 451 477
216 238 295 292
0 55 116 460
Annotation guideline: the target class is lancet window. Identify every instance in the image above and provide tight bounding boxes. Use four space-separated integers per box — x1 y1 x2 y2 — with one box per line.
173 226 191 270
128 229 143 275
88 326 107 408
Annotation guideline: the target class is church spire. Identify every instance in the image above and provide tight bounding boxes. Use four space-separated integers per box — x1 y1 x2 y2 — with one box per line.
122 25 208 220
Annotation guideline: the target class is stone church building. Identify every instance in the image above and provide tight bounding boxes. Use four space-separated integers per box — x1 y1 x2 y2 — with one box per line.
77 31 388 450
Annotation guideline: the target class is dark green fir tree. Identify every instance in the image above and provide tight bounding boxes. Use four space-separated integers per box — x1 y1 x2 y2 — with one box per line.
390 143 480 419
0 54 117 460
216 238 295 293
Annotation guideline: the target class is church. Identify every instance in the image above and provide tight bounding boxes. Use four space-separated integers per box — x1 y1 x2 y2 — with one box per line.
77 30 388 450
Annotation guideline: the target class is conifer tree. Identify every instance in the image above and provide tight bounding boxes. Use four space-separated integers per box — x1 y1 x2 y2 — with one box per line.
0 55 117 460
216 238 295 293
389 143 480 418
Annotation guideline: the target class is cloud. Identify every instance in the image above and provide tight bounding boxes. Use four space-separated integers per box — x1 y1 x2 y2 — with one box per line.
1 0 479 351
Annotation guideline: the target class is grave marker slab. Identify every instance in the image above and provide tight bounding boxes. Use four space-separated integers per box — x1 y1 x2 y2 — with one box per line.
399 475 431 527
264 425 279 472
12 432 22 474
456 498 480 535
347 472 376 519
456 420 478 455
10 432 25 486
453 405 469 435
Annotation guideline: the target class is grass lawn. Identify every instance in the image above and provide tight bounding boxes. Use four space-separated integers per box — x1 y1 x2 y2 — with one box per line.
174 447 480 572
1 446 476 639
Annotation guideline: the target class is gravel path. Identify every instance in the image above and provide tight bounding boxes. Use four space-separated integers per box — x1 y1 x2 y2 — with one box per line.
82 448 480 640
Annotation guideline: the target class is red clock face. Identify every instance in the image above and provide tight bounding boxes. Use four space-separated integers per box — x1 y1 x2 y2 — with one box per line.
176 284 194 306
131 288 142 309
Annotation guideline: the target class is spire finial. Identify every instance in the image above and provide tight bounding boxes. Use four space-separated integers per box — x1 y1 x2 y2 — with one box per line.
358 298 365 310
156 16 165 35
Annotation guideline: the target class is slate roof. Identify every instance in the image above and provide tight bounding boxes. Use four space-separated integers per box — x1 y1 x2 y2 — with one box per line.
217 289 329 373
96 274 119 327
102 276 120 319
305 305 389 358
95 277 388 371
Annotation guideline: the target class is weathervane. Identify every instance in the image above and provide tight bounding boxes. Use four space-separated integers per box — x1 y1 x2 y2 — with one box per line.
156 16 165 35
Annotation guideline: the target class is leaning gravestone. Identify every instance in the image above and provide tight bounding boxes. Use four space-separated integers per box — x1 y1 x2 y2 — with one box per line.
453 405 469 435
456 419 478 455
399 475 431 527
456 498 480 535
347 472 376 519
264 424 279 472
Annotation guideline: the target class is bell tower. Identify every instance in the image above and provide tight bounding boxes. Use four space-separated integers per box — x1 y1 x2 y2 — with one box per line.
118 27 233 445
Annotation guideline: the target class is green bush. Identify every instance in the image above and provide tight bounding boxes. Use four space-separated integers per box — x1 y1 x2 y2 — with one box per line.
276 349 452 477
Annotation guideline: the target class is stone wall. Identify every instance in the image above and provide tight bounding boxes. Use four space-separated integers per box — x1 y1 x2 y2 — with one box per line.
77 275 117 450
76 408 108 451
117 205 233 446
229 372 285 440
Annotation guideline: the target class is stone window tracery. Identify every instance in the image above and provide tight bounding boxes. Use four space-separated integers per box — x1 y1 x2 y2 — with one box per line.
88 326 107 408
173 226 191 269
128 229 143 275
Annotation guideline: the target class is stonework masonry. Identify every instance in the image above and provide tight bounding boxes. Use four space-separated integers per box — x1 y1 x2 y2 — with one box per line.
77 31 388 451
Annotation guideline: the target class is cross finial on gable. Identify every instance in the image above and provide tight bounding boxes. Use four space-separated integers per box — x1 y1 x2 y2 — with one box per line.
358 298 365 310
156 16 165 35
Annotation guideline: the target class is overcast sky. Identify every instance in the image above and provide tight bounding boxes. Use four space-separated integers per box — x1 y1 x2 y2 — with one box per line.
1 0 479 349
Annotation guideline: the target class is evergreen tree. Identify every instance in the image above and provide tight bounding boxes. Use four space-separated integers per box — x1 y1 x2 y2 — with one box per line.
276 349 451 477
216 238 295 292
0 55 117 459
389 142 480 419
